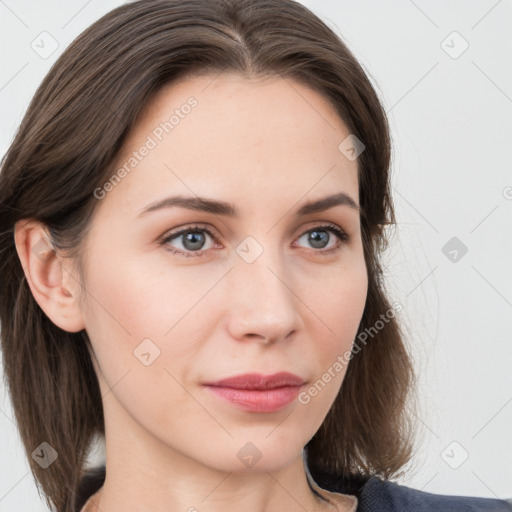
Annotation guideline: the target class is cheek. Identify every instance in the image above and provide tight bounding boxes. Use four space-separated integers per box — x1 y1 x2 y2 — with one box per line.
308 258 368 349
78 255 180 385
82 250 222 342
293 258 368 410
80 251 231 416
80 255 209 435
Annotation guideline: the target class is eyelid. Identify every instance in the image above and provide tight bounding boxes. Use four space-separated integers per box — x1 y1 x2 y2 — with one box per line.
161 222 220 240
158 222 221 249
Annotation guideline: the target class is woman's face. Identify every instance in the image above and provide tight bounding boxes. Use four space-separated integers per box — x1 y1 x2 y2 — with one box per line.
78 73 368 474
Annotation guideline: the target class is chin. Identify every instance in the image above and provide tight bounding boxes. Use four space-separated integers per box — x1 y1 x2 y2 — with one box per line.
201 437 304 475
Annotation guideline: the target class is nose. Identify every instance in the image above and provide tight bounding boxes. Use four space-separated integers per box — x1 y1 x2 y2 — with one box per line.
225 244 300 345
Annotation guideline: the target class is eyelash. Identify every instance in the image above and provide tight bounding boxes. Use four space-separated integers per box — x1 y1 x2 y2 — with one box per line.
159 222 351 258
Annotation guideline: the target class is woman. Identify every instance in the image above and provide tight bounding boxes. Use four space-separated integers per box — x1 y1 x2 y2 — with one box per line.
0 1 510 511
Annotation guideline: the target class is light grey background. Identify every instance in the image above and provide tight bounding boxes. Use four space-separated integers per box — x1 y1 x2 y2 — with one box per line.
1 0 511 510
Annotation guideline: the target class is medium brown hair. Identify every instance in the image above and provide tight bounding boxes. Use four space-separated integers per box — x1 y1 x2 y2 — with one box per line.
0 0 416 510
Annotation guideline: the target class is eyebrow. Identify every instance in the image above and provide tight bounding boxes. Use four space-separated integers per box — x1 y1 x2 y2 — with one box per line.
137 191 360 218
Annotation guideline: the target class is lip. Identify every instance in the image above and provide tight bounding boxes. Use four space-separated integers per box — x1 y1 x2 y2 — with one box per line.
204 372 305 389
203 372 305 413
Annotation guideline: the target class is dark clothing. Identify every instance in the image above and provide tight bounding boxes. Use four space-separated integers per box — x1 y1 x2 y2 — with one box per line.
310 465 512 512
75 464 512 511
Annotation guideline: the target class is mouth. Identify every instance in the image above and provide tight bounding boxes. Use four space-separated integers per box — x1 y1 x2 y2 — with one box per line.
202 372 306 413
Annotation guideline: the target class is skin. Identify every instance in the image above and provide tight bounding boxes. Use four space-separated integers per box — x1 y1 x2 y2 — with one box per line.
15 73 368 512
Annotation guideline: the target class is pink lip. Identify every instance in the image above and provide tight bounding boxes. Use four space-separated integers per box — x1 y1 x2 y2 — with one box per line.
203 372 305 413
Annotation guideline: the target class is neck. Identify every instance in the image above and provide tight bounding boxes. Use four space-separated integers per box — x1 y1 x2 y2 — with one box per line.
93 449 338 512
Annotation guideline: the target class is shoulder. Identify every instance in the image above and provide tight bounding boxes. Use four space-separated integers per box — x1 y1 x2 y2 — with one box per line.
308 466 512 512
358 476 512 512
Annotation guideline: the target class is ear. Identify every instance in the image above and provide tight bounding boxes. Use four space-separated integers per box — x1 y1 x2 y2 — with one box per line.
13 219 86 333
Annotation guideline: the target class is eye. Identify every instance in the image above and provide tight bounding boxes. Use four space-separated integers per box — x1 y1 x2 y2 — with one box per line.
159 223 219 257
159 222 350 257
294 223 350 255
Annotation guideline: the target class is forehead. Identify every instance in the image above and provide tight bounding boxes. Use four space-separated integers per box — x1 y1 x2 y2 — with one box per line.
95 73 359 219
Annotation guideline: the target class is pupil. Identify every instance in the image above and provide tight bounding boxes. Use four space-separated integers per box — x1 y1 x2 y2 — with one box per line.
184 232 204 250
310 230 328 248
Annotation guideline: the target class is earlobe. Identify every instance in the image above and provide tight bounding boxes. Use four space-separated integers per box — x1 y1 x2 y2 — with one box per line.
13 219 86 333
